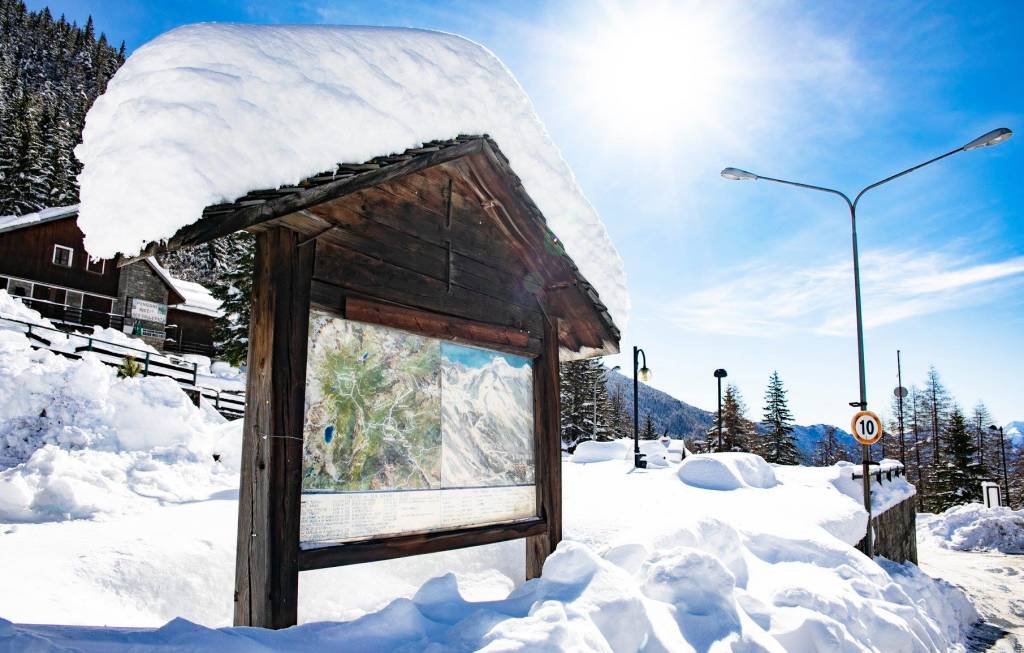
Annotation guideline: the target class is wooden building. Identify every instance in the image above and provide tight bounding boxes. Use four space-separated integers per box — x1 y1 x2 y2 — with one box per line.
0 207 219 354
131 135 620 628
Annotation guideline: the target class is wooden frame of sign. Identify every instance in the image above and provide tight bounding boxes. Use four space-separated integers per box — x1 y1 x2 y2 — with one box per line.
125 136 619 629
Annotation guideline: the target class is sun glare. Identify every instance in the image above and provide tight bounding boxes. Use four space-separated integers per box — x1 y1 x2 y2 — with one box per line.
569 4 737 142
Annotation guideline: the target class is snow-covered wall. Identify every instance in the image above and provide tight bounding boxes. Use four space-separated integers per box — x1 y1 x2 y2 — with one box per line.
75 24 629 329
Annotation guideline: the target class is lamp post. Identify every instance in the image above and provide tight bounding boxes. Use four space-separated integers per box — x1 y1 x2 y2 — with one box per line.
596 365 621 441
714 369 728 451
722 127 1013 557
989 425 1010 506
633 346 651 469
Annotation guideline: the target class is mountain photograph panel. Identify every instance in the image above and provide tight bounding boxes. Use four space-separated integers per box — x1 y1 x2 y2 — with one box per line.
440 342 535 488
302 313 442 492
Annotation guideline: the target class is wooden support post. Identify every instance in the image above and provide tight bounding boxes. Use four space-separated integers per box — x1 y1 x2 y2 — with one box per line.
526 315 561 579
233 227 313 628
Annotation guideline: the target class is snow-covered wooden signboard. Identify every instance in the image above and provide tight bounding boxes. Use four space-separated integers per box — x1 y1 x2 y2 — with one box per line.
74 24 624 629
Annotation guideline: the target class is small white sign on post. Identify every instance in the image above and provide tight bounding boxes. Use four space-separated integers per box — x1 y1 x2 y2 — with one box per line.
982 481 1003 508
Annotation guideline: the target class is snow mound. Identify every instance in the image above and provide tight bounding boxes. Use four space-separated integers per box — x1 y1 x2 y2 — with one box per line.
0 319 240 522
920 503 1024 554
571 439 630 463
677 452 778 491
74 24 628 329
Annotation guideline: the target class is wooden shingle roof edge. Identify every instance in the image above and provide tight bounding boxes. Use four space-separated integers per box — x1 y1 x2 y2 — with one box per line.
122 135 620 345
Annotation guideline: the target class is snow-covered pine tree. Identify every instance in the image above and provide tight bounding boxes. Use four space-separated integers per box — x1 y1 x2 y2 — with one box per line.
905 386 928 510
0 86 46 214
1008 442 1023 510
607 386 630 440
932 406 982 511
920 366 951 512
0 1 123 214
969 402 995 479
759 371 800 464
558 359 615 449
209 231 255 367
709 385 754 453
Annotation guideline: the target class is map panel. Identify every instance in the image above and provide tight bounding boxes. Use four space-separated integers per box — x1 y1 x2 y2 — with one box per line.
302 315 441 492
300 311 538 547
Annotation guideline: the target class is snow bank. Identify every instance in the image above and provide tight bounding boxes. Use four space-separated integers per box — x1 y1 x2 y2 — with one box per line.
75 24 628 329
919 503 1024 554
0 319 238 522
677 452 778 491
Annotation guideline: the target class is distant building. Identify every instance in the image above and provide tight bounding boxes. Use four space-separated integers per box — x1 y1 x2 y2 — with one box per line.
0 206 220 354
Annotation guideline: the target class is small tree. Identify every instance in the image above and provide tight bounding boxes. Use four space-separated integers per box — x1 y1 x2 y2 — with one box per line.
709 385 754 453
932 407 981 511
640 412 657 440
759 371 800 464
118 355 142 378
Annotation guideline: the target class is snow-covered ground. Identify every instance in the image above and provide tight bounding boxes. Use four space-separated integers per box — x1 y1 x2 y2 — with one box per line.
0 319 981 651
917 511 1024 652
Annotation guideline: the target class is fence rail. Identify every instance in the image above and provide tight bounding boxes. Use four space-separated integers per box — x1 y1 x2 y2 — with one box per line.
1 312 245 420
852 462 905 484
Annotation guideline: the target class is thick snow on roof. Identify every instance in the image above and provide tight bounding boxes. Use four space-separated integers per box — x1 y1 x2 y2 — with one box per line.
169 277 222 318
0 204 78 235
75 24 629 329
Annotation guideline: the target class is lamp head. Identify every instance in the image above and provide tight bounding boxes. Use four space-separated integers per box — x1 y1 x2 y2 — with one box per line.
963 128 1012 151
989 424 1000 432
714 368 728 378
638 366 651 383
721 167 759 181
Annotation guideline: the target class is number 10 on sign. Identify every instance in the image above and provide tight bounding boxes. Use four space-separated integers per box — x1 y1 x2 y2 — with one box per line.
851 411 882 446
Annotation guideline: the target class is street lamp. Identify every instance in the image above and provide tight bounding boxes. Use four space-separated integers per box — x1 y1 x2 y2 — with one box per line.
722 127 1013 557
633 346 651 469
714 369 728 450
596 365 621 441
989 425 1010 506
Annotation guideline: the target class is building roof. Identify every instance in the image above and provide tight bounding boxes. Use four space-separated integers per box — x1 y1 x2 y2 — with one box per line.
126 135 620 356
167 276 223 318
73 24 627 336
0 205 80 235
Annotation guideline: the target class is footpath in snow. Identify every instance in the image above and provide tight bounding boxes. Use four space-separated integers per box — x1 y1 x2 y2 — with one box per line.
917 507 1024 651
0 311 981 651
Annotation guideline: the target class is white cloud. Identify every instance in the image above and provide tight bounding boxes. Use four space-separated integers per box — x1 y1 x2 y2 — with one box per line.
666 249 1024 337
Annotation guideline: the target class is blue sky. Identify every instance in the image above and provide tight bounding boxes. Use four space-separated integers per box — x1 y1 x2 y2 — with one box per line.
32 0 1023 429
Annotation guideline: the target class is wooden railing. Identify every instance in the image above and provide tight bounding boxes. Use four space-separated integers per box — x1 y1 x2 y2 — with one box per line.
16 296 125 331
1 313 245 419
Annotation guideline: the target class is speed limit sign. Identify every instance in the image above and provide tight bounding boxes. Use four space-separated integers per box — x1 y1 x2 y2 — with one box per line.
851 411 883 446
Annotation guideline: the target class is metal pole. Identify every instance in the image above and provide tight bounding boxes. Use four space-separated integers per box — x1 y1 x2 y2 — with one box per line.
717 375 723 451
897 351 906 466
849 202 873 558
633 346 640 467
593 376 598 442
1000 426 1010 506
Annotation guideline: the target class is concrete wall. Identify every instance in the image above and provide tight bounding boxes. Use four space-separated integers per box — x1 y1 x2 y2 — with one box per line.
857 496 918 564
